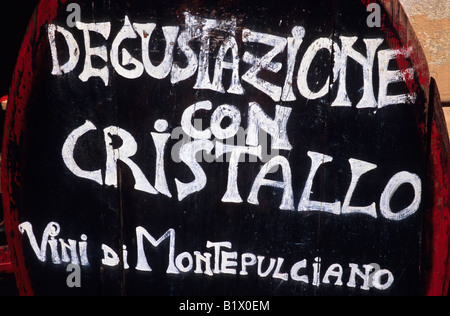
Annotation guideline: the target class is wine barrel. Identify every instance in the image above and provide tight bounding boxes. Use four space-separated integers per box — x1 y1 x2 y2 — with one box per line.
2 0 449 296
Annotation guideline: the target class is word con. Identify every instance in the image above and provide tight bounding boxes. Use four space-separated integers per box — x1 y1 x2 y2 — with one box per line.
48 12 414 107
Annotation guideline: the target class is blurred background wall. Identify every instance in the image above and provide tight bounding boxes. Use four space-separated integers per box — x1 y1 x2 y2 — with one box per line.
400 0 450 104
399 0 450 137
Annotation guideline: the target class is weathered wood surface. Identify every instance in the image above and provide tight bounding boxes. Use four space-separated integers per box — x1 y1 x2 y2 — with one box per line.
2 0 449 296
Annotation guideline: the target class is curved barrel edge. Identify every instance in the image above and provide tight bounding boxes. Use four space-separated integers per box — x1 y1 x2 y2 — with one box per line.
1 0 68 296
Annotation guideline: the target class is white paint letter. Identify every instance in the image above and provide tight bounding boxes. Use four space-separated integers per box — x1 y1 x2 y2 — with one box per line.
242 29 287 102
221 251 238 275
48 24 80 75
246 102 292 151
282 26 306 102
175 140 214 201
298 38 340 100
171 25 198 84
290 259 309 283
62 120 103 185
312 257 322 286
347 264 374 290
76 21 111 86
216 142 262 203
194 252 213 276
19 222 61 264
135 227 179 274
101 244 119 267
248 156 295 211
378 49 415 108
181 101 212 140
210 104 241 140
59 239 79 265
211 36 244 95
79 235 89 266
240 253 257 276
151 120 172 197
273 258 289 281
123 245 130 270
322 263 344 286
342 158 378 218
257 256 276 278
111 16 144 79
298 152 341 215
332 37 383 108
372 269 395 290
176 252 194 273
104 126 158 194
134 23 179 80
207 241 232 274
